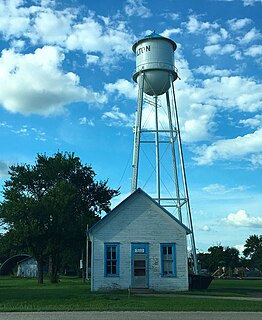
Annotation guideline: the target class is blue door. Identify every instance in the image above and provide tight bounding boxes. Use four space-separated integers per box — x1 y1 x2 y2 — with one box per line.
131 243 149 289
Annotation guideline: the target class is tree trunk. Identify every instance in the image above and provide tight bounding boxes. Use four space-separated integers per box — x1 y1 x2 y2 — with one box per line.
37 258 44 284
49 253 60 283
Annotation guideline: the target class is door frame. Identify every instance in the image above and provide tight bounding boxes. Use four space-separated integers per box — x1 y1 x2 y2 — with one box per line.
131 243 149 289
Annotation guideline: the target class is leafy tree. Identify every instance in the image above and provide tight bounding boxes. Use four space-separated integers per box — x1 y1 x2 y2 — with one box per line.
243 234 262 270
198 245 240 273
0 152 119 283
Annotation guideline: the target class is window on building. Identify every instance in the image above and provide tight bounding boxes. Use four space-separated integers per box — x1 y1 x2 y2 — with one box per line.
104 243 119 277
160 243 176 276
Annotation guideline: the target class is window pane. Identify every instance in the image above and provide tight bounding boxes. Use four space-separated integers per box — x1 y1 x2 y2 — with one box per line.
107 247 111 259
112 265 116 274
112 249 116 260
135 268 146 276
163 247 167 255
168 261 173 273
134 260 146 268
168 246 172 255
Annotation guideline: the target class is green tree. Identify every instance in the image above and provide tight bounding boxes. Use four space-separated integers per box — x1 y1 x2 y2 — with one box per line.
198 245 240 274
0 152 119 283
243 234 262 270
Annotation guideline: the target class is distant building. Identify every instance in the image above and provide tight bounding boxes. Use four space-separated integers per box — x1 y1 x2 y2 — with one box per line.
88 188 190 291
17 257 37 278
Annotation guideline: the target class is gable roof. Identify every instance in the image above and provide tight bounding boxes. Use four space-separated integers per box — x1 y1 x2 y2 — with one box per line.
88 188 191 235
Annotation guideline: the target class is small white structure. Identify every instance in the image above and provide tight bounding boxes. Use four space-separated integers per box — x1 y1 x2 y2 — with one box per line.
88 188 190 292
17 257 37 278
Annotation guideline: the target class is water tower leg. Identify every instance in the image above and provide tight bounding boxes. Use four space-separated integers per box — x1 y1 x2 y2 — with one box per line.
154 95 161 203
132 73 145 192
170 78 199 275
166 90 182 221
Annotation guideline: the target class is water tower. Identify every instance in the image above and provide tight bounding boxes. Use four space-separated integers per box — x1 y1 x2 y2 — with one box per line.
131 32 198 274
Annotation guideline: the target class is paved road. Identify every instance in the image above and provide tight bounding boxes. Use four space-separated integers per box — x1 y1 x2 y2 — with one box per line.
1 312 262 320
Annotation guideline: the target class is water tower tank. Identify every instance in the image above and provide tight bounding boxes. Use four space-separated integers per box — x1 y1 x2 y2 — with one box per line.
132 32 178 96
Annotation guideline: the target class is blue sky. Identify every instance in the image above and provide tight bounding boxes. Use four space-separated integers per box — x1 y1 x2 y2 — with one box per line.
0 0 261 253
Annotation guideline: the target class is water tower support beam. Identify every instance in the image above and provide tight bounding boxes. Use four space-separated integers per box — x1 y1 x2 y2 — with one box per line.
166 89 182 221
132 73 145 192
170 78 198 274
154 95 161 203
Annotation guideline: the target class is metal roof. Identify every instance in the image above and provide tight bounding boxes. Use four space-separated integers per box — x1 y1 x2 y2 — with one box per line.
132 31 177 52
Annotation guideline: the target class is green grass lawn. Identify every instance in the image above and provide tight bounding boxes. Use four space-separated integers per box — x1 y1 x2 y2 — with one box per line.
0 276 262 312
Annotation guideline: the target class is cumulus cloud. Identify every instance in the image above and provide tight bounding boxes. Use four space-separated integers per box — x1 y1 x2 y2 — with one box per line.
104 79 137 100
193 128 262 165
207 28 228 44
29 7 75 45
222 210 262 228
102 106 135 127
241 28 261 44
124 0 152 18
200 76 262 112
239 115 262 129
244 45 262 57
228 18 252 31
66 17 134 70
0 0 31 39
161 28 181 38
0 1 135 71
204 44 236 56
0 46 106 116
242 0 262 6
186 16 219 33
195 65 234 77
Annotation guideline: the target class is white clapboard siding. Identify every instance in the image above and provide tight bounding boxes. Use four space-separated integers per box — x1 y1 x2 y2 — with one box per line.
89 189 189 291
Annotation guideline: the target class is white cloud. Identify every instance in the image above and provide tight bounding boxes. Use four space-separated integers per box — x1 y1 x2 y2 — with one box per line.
204 44 236 56
202 183 249 194
186 16 219 34
86 54 100 65
66 17 134 70
161 28 181 38
0 0 31 39
207 28 228 44
241 28 261 44
161 12 179 21
222 210 262 228
234 244 245 254
124 0 152 18
79 117 95 126
29 7 75 45
0 46 106 116
102 106 135 127
194 128 262 165
202 225 211 232
195 65 233 77
250 154 262 166
239 115 262 129
242 0 262 6
201 76 262 112
244 45 262 57
0 2 135 71
228 18 252 31
104 79 137 100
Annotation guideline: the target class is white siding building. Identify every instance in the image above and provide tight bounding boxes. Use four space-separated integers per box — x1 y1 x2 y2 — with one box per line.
88 188 191 292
